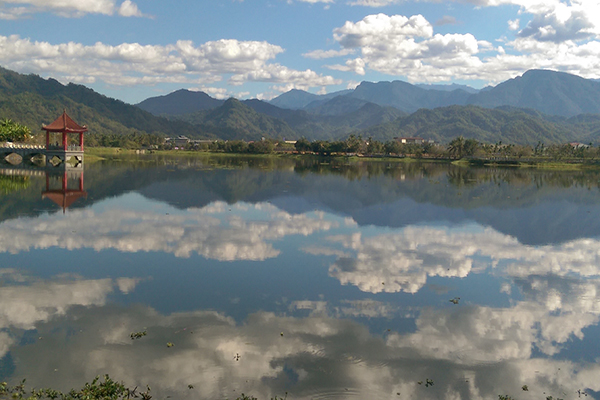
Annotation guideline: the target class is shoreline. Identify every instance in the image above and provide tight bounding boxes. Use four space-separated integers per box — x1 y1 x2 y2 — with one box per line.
84 147 600 170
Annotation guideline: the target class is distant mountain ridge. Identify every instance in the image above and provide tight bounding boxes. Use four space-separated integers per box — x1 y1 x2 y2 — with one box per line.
4 65 600 146
136 89 224 115
465 69 600 117
266 69 600 118
0 66 206 139
133 69 600 144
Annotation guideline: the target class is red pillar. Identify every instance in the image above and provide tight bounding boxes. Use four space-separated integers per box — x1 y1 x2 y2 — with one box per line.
62 172 68 191
80 132 84 151
46 132 50 148
62 132 67 151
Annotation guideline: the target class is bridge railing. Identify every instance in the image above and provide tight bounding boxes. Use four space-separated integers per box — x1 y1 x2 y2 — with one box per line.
1 143 46 150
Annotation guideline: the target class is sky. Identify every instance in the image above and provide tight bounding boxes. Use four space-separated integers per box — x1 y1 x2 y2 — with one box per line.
1 0 600 105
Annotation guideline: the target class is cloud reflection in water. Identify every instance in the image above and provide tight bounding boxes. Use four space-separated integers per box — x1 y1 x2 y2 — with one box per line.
0 200 337 261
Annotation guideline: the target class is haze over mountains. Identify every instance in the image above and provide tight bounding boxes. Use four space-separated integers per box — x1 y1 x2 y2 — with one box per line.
4 65 600 145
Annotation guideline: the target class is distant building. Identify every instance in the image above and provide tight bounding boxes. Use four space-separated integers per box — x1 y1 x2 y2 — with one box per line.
395 137 426 144
173 135 190 147
569 142 589 148
165 136 190 147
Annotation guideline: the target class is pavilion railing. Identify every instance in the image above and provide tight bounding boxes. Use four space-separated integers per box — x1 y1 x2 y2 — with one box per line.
47 144 83 151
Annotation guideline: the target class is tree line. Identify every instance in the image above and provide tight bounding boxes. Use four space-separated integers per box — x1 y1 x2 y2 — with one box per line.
4 117 600 162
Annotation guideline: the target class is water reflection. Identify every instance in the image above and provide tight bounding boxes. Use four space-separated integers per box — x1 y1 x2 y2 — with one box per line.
41 170 87 213
0 199 336 260
3 276 599 400
1 156 600 399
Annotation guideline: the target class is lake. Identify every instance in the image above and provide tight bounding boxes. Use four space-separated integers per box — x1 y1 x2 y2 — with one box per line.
1 154 600 400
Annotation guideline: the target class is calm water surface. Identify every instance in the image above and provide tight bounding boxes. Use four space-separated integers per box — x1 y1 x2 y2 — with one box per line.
2 155 600 399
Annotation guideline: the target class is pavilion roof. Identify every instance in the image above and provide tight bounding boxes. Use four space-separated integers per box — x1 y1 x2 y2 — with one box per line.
42 111 88 133
42 190 88 212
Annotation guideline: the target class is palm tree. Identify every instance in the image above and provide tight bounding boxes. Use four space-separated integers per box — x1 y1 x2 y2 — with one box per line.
447 136 465 159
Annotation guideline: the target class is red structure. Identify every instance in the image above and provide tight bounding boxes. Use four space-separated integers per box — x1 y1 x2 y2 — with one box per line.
42 170 87 213
42 110 87 151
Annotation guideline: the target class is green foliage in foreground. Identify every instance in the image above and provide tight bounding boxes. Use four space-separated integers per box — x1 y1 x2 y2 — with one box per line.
0 118 31 142
0 375 150 400
0 376 287 400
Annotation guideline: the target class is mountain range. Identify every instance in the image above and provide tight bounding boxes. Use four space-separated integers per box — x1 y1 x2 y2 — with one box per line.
4 65 600 145
135 69 600 144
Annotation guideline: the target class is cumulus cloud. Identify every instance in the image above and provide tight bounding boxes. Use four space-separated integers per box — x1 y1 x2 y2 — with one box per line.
0 269 140 358
229 63 342 87
327 227 516 294
0 201 336 261
0 0 144 18
325 224 600 294
324 13 489 82
117 0 142 17
0 35 340 92
8 300 600 400
316 5 600 85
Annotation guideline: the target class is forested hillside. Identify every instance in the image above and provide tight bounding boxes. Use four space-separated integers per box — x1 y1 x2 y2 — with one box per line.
0 67 205 139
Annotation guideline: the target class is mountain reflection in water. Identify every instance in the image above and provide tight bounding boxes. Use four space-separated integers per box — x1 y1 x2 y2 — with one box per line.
1 155 600 399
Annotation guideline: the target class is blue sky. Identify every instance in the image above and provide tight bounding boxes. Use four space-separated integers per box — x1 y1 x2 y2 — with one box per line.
1 0 599 104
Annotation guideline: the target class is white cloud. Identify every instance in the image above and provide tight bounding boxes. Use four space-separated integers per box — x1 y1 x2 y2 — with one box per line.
318 9 600 85
0 35 340 92
0 269 140 359
7 300 600 400
0 200 336 261
117 0 142 17
0 0 143 18
324 224 600 294
229 63 342 87
302 48 356 59
333 14 433 48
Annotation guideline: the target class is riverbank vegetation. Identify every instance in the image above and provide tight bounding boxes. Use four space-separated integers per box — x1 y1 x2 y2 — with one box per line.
0 375 286 400
85 133 600 167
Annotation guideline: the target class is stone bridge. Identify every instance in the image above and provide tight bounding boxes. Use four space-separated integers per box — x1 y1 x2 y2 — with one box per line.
1 143 83 168
0 144 46 160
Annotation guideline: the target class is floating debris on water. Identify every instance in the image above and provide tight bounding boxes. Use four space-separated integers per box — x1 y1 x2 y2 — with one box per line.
130 330 147 340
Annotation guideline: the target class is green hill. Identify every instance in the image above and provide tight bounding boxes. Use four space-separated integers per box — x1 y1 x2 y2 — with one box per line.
173 98 297 141
0 66 206 139
359 105 582 145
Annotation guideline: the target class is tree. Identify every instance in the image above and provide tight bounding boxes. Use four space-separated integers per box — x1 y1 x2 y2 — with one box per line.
0 118 31 142
384 140 402 155
248 140 274 154
294 137 311 152
346 134 362 153
447 136 466 159
366 137 384 155
463 138 479 156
